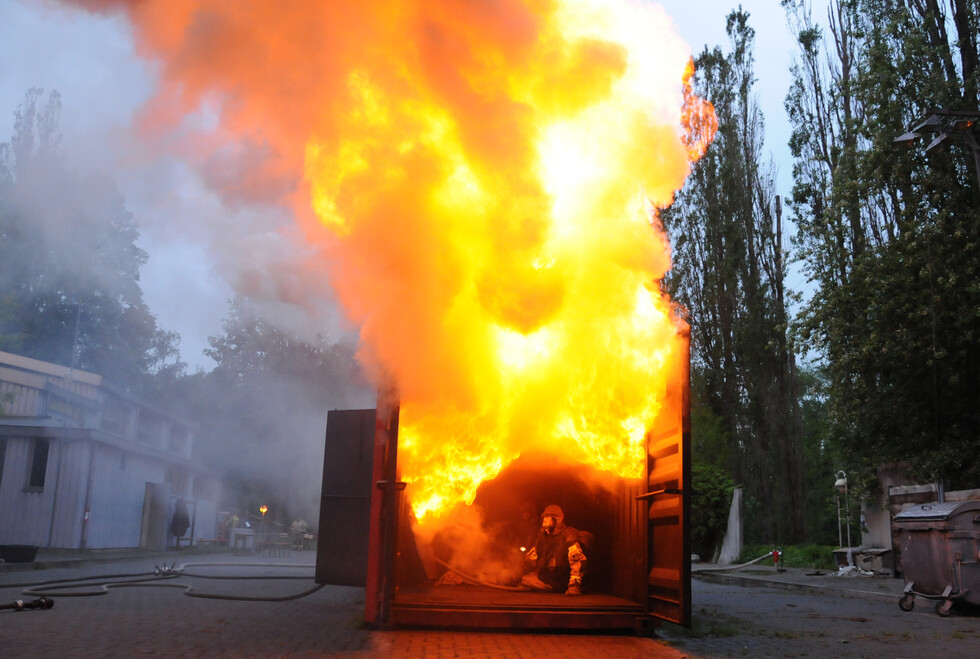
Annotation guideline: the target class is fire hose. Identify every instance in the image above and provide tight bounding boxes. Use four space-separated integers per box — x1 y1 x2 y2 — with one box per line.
1 562 323 607
0 596 54 611
692 552 780 572
434 557 532 592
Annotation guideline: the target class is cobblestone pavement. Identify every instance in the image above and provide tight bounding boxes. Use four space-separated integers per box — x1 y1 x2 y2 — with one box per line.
0 552 685 658
1 553 977 658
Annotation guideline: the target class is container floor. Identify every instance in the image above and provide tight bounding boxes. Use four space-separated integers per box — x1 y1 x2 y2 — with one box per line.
389 584 647 630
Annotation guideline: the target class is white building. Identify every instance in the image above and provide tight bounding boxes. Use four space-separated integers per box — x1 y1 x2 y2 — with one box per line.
0 350 219 552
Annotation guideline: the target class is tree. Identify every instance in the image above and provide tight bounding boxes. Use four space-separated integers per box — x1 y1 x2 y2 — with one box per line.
166 297 373 524
784 0 980 492
0 89 183 389
662 11 805 544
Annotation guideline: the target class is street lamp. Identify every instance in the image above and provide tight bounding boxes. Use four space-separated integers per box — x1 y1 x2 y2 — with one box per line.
834 471 851 550
894 108 980 190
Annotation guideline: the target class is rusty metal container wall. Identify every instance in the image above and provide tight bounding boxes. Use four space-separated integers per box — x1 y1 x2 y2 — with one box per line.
643 327 690 626
609 478 649 604
894 500 980 609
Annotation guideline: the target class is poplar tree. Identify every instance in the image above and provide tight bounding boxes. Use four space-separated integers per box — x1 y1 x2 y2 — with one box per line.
663 10 805 543
784 0 980 490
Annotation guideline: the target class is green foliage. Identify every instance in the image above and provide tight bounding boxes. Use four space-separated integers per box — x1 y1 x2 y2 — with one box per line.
663 9 806 544
785 0 980 492
0 89 183 390
691 464 735 560
738 543 837 571
797 366 842 545
690 389 730 470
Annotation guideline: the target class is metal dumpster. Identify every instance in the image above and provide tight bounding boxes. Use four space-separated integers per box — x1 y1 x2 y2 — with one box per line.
893 500 980 616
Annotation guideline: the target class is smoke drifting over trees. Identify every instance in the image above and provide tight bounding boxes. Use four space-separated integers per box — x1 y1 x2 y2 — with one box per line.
0 89 182 387
163 297 374 523
0 88 374 524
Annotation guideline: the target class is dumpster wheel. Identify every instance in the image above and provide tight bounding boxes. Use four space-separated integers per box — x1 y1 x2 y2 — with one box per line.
935 599 954 617
898 594 915 612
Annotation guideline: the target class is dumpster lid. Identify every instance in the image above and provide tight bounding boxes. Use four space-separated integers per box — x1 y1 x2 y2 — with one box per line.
894 500 980 521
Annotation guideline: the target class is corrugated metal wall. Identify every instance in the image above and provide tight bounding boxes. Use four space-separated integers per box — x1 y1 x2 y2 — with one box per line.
0 436 63 546
609 478 648 603
1 435 219 550
0 381 43 416
47 439 90 548
0 438 36 543
85 445 169 549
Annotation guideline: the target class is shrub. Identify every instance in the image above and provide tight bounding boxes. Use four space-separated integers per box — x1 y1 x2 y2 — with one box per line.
691 464 735 560
738 543 837 570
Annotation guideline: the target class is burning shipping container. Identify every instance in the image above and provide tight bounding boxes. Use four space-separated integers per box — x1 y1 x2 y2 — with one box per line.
315 320 690 630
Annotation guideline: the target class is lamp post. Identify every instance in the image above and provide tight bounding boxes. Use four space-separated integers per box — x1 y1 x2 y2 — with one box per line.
894 108 980 191
260 505 268 543
834 471 851 549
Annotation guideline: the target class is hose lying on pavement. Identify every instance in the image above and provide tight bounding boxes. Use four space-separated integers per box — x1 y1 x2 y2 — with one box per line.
5 562 324 603
692 552 775 572
0 596 54 611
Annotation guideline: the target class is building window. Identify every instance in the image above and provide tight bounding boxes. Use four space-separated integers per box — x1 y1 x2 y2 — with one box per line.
28 438 50 490
0 438 6 488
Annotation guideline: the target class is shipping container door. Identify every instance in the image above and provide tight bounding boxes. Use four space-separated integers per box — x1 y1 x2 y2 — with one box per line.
315 408 377 586
643 330 691 626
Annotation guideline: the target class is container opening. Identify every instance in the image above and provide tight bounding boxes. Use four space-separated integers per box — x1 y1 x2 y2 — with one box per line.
394 453 642 601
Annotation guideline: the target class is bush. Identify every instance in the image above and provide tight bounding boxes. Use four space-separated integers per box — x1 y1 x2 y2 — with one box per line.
738 543 837 570
691 464 735 560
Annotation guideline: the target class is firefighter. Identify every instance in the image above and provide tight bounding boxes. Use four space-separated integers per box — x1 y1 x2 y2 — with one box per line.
522 504 592 595
170 498 190 549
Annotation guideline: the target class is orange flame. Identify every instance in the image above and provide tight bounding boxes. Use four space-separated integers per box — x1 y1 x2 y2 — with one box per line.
75 0 715 523
302 0 715 520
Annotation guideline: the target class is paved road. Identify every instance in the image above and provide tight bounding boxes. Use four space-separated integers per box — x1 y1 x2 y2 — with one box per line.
1 553 977 657
662 576 980 658
0 552 685 658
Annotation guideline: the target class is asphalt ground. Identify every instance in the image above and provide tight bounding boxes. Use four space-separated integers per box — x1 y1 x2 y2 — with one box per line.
1 550 977 657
